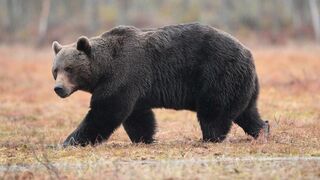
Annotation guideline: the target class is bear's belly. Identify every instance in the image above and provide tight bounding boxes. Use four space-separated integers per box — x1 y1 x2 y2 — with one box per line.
139 83 197 111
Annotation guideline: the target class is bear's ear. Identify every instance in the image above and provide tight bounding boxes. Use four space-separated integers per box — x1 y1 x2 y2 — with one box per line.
76 36 91 55
52 41 62 54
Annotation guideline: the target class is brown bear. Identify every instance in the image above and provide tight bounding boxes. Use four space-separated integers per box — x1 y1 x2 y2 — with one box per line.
52 23 269 147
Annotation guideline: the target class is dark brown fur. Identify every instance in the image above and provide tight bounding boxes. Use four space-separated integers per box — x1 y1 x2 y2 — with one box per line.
52 23 269 147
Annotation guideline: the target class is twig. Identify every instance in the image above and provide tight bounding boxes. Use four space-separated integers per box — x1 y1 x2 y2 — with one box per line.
31 146 61 180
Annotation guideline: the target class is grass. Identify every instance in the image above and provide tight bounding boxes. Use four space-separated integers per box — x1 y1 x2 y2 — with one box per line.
0 44 319 179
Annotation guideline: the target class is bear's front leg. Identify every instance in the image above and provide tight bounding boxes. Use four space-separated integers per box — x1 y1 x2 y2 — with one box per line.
63 88 137 147
63 108 122 147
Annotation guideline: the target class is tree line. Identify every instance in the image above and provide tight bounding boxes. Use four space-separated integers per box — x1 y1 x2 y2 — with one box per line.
0 0 319 45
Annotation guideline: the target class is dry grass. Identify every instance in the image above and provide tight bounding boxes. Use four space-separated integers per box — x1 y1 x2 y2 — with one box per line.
0 44 319 179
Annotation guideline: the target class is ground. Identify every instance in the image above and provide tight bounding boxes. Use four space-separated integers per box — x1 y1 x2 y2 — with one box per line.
0 44 319 179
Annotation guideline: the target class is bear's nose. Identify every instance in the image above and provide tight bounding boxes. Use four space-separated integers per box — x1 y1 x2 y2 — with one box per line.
54 85 66 97
54 85 63 93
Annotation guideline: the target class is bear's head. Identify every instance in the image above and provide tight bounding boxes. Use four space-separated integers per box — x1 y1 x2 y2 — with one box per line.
52 36 94 98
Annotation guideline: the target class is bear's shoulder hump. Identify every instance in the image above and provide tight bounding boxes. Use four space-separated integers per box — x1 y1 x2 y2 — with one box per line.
101 26 139 38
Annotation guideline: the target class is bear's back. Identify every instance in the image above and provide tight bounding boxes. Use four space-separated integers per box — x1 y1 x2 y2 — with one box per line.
141 23 250 63
136 23 254 110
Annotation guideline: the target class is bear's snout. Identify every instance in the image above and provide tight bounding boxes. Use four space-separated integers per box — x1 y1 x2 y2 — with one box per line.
53 73 77 98
54 84 69 98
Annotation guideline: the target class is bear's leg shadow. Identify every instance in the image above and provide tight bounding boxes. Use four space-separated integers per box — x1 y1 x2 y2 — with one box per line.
196 96 233 142
123 109 156 144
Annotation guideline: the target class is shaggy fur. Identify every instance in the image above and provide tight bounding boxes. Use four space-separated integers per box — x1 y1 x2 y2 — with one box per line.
52 23 269 147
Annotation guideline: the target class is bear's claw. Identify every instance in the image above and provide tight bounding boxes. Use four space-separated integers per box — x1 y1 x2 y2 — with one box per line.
62 131 92 147
257 120 270 141
264 120 270 137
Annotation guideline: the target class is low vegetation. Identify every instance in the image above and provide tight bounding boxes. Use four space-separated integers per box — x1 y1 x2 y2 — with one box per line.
0 45 319 179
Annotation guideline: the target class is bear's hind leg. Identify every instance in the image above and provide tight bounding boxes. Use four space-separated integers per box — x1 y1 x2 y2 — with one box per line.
197 114 233 142
234 78 270 139
123 109 156 144
234 104 269 139
197 97 233 142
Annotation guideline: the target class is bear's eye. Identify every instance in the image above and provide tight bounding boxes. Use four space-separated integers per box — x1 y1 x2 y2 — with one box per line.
64 67 73 73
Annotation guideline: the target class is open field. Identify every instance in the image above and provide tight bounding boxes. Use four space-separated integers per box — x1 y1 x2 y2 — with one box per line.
0 45 320 179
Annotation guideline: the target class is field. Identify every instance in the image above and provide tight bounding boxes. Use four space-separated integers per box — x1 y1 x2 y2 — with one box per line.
0 44 319 179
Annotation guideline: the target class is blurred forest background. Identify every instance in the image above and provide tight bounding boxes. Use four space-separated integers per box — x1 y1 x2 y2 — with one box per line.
0 0 319 46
